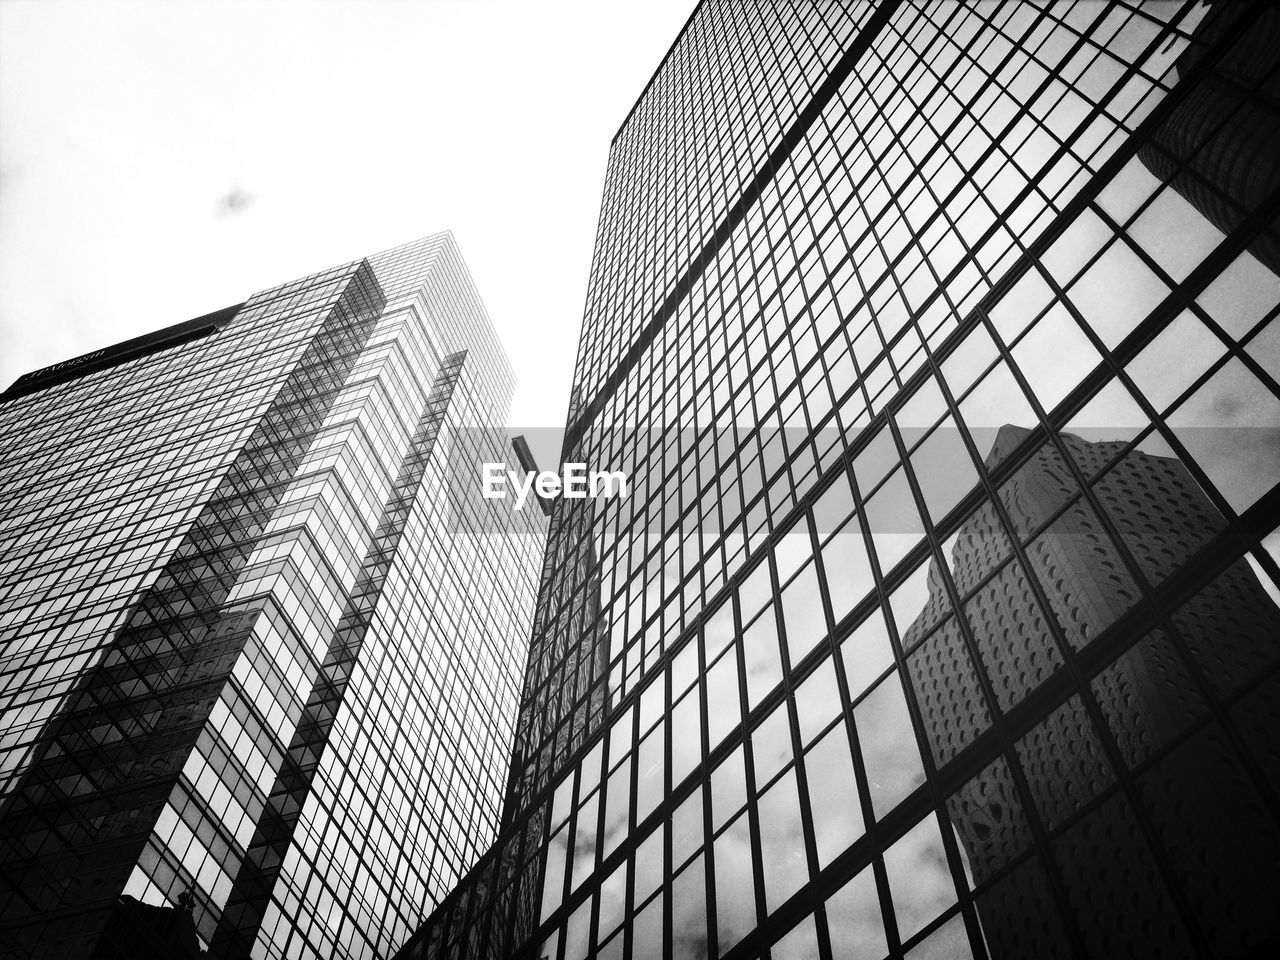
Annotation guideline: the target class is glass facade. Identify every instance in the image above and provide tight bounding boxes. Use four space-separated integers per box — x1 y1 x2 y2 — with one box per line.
0 235 547 960
396 3 1280 960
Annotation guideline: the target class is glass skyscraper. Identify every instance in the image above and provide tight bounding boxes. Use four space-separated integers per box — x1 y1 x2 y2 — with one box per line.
393 2 1280 960
0 235 548 960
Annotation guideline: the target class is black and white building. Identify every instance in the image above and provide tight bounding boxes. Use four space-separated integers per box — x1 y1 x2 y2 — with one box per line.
0 236 547 959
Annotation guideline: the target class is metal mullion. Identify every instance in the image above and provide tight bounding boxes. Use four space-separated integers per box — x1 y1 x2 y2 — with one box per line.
740 552 782 941
802 482 874 960
873 417 991 960
691 5 731 270
942 315 1224 959
764 152 817 494
1034 651 1280 855
1195 297 1280 405
801 0 1266 474
656 598 677 960
830 136 892 406
816 0 1161 339
731 477 1280 960
695 589 723 960
1030 184 1280 566
711 231 757 545
765 507 826 948
768 0 815 122
561 0 908 455
833 455 935 957
1049 332 1280 830
719 0 765 193
892 335 1104 960
511 484 1279 960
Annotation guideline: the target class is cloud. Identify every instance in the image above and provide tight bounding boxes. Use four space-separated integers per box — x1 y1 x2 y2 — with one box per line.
215 186 253 216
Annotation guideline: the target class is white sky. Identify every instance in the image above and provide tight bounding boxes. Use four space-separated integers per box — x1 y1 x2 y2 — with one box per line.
0 0 694 430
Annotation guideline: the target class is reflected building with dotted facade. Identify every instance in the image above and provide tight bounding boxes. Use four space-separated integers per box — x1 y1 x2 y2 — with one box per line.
393 2 1280 960
0 235 548 960
910 425 1280 959
1137 2 1280 276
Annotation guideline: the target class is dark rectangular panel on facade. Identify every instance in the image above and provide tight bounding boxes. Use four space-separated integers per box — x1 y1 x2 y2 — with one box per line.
2 303 244 400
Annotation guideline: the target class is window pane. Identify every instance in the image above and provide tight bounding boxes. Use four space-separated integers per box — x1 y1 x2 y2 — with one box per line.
571 791 599 889
632 891 664 960
909 418 980 523
597 859 627 944
633 826 664 906
905 911 973 959
671 853 707 960
794 657 841 745
814 471 856 541
1129 186 1222 283
771 913 819 960
706 648 742 750
1167 358 1280 513
711 745 747 833
636 721 665 822
757 769 807 912
1012 303 1101 413
671 786 704 873
781 560 826 660
906 617 993 766
751 704 794 788
743 606 784 708
1068 238 1170 347
1126 311 1225 414
1197 251 1280 340
856 671 926 819
541 826 569 922
841 610 896 703
1016 694 1115 830
805 724 864 866
601 755 632 857
864 467 922 574
822 518 875 620
827 867 886 960
671 687 703 786
713 812 756 954
884 815 958 943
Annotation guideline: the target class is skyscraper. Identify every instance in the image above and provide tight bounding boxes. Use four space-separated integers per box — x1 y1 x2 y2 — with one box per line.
0 235 548 960
393 2 1280 959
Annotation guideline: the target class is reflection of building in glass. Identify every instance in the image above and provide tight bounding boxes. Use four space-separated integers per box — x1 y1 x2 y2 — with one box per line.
394 1 1280 958
0 236 547 960
1137 1 1280 276
388 0 1280 957
910 425 1280 959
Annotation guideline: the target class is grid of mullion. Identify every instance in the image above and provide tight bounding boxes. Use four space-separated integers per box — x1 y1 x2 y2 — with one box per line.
395 7 1280 960
574 0 870 404
506 0 1249 814
1007 282 1280 818
458 471 1269 960
586 0 1090 686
